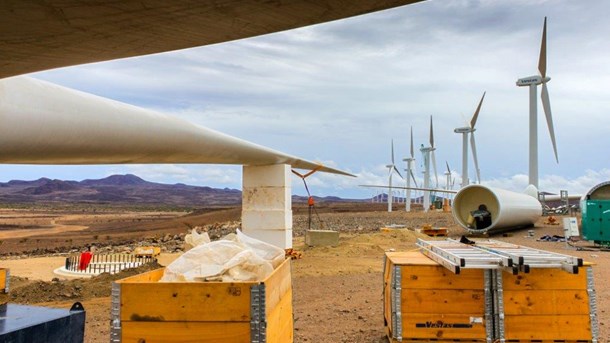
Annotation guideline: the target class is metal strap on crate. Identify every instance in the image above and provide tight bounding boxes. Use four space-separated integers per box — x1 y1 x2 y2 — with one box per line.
493 270 505 343
416 239 507 274
470 239 583 274
587 267 599 343
250 284 267 343
110 282 122 343
4 269 9 293
390 264 402 341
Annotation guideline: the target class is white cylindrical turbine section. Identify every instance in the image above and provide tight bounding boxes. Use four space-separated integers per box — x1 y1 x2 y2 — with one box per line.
452 185 542 234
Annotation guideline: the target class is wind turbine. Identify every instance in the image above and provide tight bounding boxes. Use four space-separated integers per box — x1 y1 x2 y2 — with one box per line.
386 139 403 212
516 16 558 190
445 161 453 192
454 92 485 187
420 116 438 212
403 126 419 212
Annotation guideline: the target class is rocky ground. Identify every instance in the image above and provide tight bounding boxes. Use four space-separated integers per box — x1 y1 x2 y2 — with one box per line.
2 206 609 342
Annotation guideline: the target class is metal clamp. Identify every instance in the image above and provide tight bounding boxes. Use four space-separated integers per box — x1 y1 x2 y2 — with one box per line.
250 284 267 343
110 282 122 343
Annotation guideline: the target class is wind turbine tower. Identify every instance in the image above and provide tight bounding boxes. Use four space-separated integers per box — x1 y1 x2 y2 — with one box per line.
516 17 558 190
420 116 438 212
403 126 419 212
386 139 403 212
454 92 485 188
445 161 452 192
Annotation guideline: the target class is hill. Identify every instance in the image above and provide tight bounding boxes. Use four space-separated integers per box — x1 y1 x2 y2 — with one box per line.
0 174 356 207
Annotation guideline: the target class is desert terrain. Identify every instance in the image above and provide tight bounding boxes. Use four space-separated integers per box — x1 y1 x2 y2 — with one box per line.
1 202 608 342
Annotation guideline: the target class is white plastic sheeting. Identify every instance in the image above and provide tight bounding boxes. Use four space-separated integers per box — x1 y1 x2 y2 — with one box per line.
161 230 285 282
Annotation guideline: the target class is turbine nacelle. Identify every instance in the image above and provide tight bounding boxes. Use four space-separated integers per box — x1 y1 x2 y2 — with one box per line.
453 127 474 134
516 75 551 87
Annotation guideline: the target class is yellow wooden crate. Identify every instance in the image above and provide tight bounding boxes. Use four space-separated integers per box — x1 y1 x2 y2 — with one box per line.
0 268 8 305
384 252 492 342
111 259 293 343
496 266 598 341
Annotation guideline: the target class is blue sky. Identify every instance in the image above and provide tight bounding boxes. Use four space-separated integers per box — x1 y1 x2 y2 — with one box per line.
6 0 610 198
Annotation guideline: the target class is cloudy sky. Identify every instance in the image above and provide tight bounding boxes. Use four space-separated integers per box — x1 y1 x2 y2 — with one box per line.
7 0 610 198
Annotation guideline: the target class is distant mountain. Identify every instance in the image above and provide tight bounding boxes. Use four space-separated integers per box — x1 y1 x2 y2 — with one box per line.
0 174 355 207
80 174 148 186
0 174 241 207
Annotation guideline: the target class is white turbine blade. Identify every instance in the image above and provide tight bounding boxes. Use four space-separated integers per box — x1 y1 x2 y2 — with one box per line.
539 17 547 78
431 150 438 188
410 126 414 158
394 165 404 180
541 83 559 163
470 132 481 183
391 139 395 165
409 169 419 188
429 115 435 148
470 91 486 128
0 77 354 176
445 160 451 174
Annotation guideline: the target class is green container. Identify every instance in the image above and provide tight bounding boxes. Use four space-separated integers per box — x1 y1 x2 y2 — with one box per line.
581 181 610 245
581 199 610 244
434 199 443 209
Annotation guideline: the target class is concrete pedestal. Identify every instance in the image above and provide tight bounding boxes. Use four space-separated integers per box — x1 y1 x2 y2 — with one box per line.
242 164 292 249
305 230 340 247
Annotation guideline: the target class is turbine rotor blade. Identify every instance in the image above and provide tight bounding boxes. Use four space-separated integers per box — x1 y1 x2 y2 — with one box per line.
391 139 395 165
410 126 414 158
394 165 404 180
541 83 559 163
470 132 481 184
409 169 418 188
445 160 450 174
429 116 434 148
470 91 486 128
539 17 547 78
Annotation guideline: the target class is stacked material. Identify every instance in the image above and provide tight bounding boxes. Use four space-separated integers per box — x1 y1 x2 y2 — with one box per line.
161 229 285 282
384 239 598 342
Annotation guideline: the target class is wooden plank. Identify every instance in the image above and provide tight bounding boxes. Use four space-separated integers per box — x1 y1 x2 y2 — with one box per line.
401 313 488 340
384 267 392 331
503 315 592 340
502 268 588 290
264 258 291 311
400 266 485 290
266 288 294 343
402 289 485 314
0 268 7 291
386 251 438 266
0 292 8 306
121 321 250 343
120 281 253 322
503 289 590 315
115 268 165 283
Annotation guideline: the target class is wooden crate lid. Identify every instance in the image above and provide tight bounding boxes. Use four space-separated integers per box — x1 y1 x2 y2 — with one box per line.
385 251 437 266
